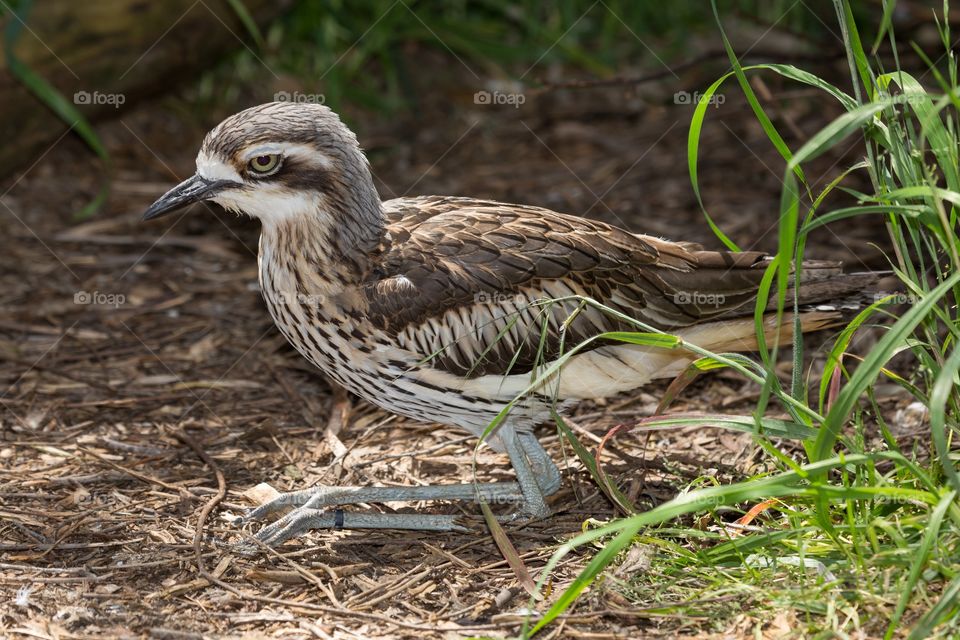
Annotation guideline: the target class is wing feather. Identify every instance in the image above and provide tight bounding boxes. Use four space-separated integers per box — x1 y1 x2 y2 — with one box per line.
362 196 849 377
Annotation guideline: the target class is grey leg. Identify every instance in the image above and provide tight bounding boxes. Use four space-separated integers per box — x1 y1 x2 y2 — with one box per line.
234 510 468 555
240 481 529 523
520 432 562 496
501 428 553 519
236 428 562 551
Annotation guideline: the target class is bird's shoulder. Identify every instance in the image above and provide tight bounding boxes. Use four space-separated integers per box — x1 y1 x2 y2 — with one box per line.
378 195 680 265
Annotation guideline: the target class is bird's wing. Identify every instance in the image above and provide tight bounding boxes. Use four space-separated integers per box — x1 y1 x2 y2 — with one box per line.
362 196 809 377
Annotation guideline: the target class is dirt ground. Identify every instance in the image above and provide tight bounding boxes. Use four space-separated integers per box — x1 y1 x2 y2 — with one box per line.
1 59 905 638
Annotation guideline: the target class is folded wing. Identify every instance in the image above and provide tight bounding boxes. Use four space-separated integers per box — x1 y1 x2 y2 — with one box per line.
363 196 852 378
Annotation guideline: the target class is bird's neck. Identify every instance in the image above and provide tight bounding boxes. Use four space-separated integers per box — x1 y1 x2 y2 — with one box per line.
258 195 385 306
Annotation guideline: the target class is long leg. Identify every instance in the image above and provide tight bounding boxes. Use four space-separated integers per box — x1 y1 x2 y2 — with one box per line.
243 430 560 521
240 481 529 522
236 425 562 550
520 432 561 496
501 426 550 518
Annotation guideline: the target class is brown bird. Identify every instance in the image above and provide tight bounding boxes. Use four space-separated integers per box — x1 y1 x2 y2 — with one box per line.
143 102 873 548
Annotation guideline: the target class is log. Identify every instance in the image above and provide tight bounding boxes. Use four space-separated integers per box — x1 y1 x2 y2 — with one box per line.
0 0 293 177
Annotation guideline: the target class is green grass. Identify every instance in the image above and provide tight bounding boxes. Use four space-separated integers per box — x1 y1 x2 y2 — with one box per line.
499 1 960 637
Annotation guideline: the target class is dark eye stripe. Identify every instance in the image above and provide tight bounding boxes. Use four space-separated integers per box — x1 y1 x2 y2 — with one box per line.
273 158 337 192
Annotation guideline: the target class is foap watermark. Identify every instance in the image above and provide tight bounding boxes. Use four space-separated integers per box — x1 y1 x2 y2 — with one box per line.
70 491 123 508
874 291 919 305
474 291 529 305
674 90 725 108
272 292 327 306
274 91 326 104
474 90 526 108
74 290 126 308
674 291 726 307
73 90 125 108
889 92 930 106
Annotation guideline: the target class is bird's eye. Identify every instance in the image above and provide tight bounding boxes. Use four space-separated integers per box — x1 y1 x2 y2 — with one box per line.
248 154 281 175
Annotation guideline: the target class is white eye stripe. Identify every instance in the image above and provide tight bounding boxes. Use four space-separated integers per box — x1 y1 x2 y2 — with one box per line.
242 145 285 161
196 150 243 183
243 143 335 169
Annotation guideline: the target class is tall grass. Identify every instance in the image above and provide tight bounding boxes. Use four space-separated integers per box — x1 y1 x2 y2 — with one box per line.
518 1 960 637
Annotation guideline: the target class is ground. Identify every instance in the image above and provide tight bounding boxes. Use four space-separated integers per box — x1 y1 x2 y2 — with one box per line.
1 61 903 638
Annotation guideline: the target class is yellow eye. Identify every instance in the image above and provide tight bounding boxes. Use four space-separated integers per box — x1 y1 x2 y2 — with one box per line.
249 154 281 175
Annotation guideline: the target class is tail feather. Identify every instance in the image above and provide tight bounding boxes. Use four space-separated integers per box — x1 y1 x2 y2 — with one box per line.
677 310 844 354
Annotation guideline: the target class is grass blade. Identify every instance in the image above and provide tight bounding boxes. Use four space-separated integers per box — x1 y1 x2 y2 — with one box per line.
480 498 542 601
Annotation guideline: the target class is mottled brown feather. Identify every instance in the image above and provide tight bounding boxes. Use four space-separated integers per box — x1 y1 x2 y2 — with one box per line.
361 196 871 378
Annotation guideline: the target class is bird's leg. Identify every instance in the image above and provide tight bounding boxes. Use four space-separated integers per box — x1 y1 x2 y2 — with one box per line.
234 510 467 554
240 481 528 522
519 432 562 496
242 431 560 522
234 428 561 552
502 428 554 519
235 481 524 553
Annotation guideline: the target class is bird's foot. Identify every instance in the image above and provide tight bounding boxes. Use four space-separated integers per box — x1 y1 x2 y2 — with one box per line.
235 484 345 525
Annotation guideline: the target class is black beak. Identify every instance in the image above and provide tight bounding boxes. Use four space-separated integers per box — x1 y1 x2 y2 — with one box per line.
142 174 237 221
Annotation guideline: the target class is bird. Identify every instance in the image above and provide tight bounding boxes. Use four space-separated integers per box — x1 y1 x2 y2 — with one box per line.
143 101 876 549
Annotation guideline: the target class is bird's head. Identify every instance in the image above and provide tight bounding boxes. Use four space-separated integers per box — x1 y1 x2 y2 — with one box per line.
143 102 380 229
